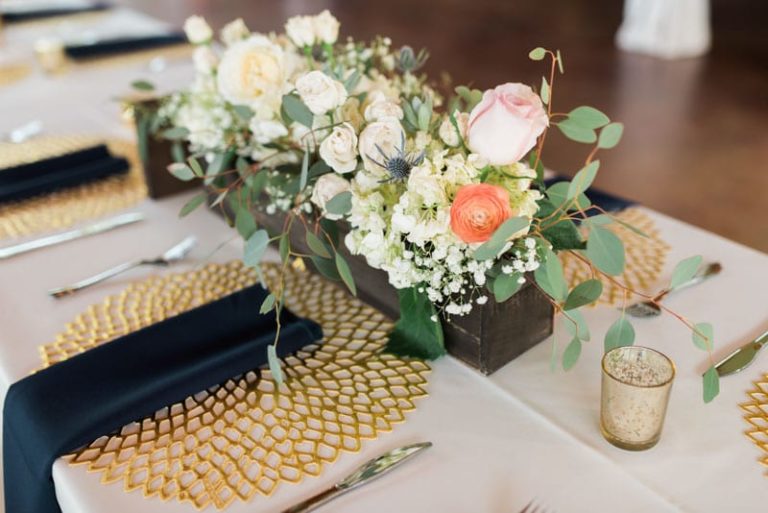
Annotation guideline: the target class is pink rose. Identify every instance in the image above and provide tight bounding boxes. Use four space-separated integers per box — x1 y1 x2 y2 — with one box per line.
466 83 548 165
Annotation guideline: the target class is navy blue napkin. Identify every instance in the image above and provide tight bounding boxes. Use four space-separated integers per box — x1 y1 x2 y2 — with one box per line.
544 176 635 214
0 144 129 204
3 284 322 513
0 2 110 23
65 33 187 60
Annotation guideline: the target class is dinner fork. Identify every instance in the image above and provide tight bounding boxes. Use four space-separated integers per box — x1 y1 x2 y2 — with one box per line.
48 236 196 298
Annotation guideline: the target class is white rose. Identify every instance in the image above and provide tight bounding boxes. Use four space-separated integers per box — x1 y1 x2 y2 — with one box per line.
312 10 340 44
319 122 359 174
250 118 288 144
311 173 350 220
220 18 249 46
192 46 218 75
358 119 405 174
295 70 348 115
217 36 287 113
438 111 469 147
363 92 403 122
285 15 315 48
336 97 364 132
183 16 213 45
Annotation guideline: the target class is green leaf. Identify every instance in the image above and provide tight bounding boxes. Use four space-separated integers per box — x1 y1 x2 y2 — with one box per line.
417 96 432 131
545 183 590 211
235 156 251 178
564 279 603 310
325 191 352 216
604 316 635 352
299 147 309 191
161 126 189 141
310 255 340 281
586 226 625 276
567 106 610 129
541 219 585 251
308 159 331 179
386 287 446 359
563 309 590 341
455 86 483 111
473 216 530 261
556 119 597 144
235 206 257 239
279 234 290 263
567 160 600 200
335 252 356 295
187 157 204 177
282 94 314 128
131 79 155 91
598 122 624 149
179 193 206 217
692 322 714 351
306 231 331 259
493 273 523 302
171 141 185 163
534 248 568 301
556 49 564 73
540 76 550 105
260 293 276 314
243 229 269 268
562 337 581 371
703 365 720 403
671 255 703 289
343 70 361 93
232 104 254 121
528 47 546 61
267 344 284 385
168 163 196 181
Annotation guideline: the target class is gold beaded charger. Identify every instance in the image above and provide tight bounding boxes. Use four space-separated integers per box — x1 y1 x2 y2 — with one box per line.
0 135 147 241
742 373 768 475
559 207 670 306
39 260 430 510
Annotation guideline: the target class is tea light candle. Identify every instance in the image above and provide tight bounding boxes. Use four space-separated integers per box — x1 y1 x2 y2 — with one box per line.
34 37 67 74
600 346 675 450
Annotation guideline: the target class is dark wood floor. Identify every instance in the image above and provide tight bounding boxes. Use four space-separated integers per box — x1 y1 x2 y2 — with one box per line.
119 0 768 252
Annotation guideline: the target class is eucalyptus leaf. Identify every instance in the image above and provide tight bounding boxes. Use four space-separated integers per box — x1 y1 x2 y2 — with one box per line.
188 157 204 177
299 147 309 191
386 287 446 359
562 337 582 371
598 122 624 149
567 160 600 199
474 217 530 261
235 206 257 239
703 365 720 403
529 47 546 60
243 229 269 268
282 94 313 128
232 104 254 121
267 344 284 385
335 252 356 295
325 191 352 216
604 316 635 352
692 322 714 351
563 309 590 341
279 234 290 263
564 279 603 310
556 49 564 73
168 163 195 181
161 126 189 141
540 76 550 105
131 79 155 91
567 106 610 129
260 293 276 314
306 231 331 259
545 183 590 211
493 273 523 302
586 226 625 276
310 255 340 281
236 157 251 178
556 120 597 144
534 248 568 301
671 255 703 289
179 193 206 217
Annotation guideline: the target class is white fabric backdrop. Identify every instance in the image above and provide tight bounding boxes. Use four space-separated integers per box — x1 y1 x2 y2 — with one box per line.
1 8 768 513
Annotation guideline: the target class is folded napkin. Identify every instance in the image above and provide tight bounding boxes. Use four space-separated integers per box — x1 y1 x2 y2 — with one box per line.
0 2 109 23
0 144 129 204
544 176 635 214
64 33 187 60
3 285 322 513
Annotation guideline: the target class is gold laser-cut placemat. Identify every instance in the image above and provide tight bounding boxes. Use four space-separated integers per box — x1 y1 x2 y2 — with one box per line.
0 63 32 88
559 207 670 305
39 260 430 510
741 373 768 474
0 135 147 240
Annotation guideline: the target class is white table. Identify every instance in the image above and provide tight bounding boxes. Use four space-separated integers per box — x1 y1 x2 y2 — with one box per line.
2 8 768 513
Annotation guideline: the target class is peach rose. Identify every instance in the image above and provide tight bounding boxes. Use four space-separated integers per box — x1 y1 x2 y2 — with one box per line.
467 83 548 165
450 184 513 243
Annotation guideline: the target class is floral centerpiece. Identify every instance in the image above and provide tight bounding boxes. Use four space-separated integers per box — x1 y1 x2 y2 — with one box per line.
134 11 720 401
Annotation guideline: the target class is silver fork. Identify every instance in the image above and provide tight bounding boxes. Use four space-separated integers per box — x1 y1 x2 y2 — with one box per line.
48 236 197 298
625 262 722 318
520 500 552 513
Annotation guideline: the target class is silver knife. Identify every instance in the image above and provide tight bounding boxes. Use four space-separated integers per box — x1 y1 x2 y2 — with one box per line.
0 212 144 260
715 330 768 377
282 442 432 513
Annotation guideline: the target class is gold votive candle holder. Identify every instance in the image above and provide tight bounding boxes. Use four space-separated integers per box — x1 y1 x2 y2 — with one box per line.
600 346 675 451
34 37 67 74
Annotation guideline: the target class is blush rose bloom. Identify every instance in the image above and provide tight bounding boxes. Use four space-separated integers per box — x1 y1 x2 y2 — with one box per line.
450 183 514 243
466 83 548 165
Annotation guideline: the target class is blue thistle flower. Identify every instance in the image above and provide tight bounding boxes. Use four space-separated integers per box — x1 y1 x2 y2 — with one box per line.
367 132 425 183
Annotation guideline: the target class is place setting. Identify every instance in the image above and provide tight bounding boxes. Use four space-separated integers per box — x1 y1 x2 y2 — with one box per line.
2 3 768 513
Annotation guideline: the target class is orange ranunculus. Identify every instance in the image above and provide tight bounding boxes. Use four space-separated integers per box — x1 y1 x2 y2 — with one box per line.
450 184 514 243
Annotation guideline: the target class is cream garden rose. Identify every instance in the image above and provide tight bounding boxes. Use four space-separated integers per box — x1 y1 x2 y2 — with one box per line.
311 173 351 220
320 122 359 174
216 36 287 115
285 15 315 48
363 91 404 122
295 70 348 115
183 16 213 44
467 83 548 165
313 10 340 44
220 18 249 46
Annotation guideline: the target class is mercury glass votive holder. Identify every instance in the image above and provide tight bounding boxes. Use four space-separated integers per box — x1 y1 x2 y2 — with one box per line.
34 37 67 74
600 346 675 451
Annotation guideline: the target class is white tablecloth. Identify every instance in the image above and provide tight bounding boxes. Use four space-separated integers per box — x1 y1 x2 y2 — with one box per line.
2 9 768 513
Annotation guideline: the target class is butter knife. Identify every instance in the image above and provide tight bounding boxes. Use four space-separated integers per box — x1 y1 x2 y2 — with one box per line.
282 442 432 513
0 212 144 260
715 330 768 377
